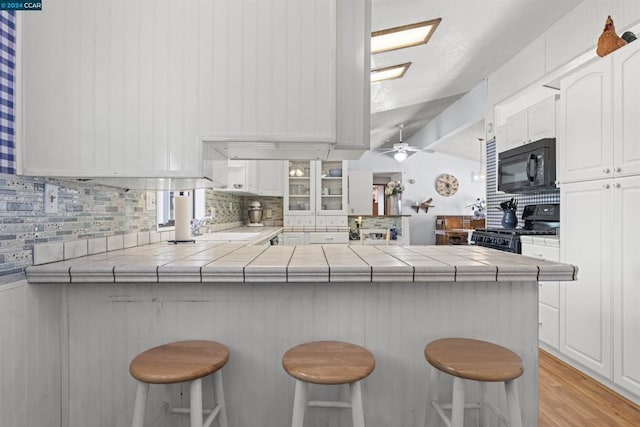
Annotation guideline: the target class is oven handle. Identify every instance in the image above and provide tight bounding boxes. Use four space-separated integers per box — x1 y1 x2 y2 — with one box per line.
526 154 537 182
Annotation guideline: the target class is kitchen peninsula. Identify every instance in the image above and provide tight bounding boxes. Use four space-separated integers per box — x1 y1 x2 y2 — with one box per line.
25 232 576 427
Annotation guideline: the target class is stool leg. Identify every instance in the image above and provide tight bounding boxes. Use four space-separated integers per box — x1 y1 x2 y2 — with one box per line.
479 381 489 426
504 379 522 427
350 381 365 427
291 379 307 427
213 370 228 427
132 382 149 427
424 367 441 427
190 378 203 427
451 377 465 427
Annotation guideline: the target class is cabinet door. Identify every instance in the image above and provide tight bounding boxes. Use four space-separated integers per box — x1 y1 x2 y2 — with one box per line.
613 42 640 177
317 161 348 215
348 170 373 215
521 242 560 308
505 110 528 149
494 124 508 154
284 160 314 216
560 180 613 379
258 161 284 196
527 96 556 142
613 175 640 396
559 58 613 183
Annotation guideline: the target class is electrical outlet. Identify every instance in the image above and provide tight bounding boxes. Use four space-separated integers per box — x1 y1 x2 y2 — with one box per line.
44 184 59 214
266 209 272 219
229 202 233 211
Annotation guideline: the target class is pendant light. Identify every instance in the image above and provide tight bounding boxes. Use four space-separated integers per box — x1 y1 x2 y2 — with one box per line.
471 138 486 182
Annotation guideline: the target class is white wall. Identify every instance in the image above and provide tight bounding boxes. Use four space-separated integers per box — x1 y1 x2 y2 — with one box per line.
349 151 485 244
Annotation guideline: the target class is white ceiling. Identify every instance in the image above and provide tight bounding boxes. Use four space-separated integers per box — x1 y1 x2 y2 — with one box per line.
370 0 583 159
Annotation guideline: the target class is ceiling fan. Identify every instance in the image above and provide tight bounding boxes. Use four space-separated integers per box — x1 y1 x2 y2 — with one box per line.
376 124 434 162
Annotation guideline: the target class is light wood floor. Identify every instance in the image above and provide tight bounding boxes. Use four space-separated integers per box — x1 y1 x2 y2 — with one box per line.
539 349 640 426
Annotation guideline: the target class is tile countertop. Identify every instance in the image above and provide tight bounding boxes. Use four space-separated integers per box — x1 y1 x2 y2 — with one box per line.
26 229 578 283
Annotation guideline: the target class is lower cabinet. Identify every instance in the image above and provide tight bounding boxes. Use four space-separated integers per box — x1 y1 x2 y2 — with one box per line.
559 176 640 399
280 231 348 245
521 237 560 350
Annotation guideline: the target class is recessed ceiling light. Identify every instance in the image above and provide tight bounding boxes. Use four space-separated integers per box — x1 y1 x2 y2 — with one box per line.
370 62 411 83
371 18 442 54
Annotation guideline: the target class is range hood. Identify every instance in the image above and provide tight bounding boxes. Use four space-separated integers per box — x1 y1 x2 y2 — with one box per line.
203 137 368 161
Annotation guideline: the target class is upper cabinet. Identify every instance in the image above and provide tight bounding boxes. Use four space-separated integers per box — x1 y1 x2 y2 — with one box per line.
284 160 347 221
17 0 371 179
216 160 283 196
559 41 640 184
500 96 556 153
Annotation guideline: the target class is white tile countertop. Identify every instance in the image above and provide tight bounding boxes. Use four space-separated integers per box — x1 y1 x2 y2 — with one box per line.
26 229 577 284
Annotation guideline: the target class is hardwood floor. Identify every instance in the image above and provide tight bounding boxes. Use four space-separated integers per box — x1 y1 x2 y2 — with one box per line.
539 349 640 426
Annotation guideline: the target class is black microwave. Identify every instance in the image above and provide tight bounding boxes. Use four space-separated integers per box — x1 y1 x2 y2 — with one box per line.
498 138 556 193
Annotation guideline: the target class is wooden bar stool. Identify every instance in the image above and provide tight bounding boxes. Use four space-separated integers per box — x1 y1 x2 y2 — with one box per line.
282 340 376 427
129 340 229 427
424 338 524 427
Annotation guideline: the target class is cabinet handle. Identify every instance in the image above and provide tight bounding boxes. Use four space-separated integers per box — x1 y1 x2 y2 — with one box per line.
539 321 543 326
615 167 622 173
603 168 611 174
603 184 610 189
614 183 621 188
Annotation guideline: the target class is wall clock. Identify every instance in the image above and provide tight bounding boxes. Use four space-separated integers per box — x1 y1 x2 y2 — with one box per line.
435 173 459 197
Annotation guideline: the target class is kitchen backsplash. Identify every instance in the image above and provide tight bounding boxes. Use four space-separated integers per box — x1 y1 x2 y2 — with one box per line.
205 191 283 226
0 174 156 284
485 140 560 228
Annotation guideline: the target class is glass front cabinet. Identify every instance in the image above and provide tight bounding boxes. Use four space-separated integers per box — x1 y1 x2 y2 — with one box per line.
284 160 348 218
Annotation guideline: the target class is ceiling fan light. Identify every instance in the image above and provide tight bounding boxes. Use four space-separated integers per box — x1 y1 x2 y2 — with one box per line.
394 150 408 162
371 18 442 54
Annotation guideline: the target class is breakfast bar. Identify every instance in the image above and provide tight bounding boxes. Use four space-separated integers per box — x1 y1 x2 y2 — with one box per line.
26 240 576 427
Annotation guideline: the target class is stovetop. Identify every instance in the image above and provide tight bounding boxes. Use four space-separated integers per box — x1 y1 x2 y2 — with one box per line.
474 228 558 236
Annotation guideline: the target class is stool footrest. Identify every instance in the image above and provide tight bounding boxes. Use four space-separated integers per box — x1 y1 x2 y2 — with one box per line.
307 400 352 409
431 400 510 426
170 404 222 427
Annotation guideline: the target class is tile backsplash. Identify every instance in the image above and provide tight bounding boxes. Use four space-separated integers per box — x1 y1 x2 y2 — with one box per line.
0 174 156 284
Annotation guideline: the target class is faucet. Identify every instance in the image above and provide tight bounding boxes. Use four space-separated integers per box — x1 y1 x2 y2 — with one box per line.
191 216 213 236
191 218 204 236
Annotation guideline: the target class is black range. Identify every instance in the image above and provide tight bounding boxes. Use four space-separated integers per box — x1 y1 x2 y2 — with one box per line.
471 204 559 253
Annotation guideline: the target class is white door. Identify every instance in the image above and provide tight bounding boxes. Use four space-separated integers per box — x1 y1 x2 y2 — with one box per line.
613 42 640 178
348 170 373 215
613 175 640 395
526 96 556 142
316 160 348 215
258 161 284 196
559 58 613 184
284 160 314 216
505 110 528 149
560 180 613 379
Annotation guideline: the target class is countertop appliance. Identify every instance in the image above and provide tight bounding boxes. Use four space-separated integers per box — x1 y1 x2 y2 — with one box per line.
247 201 264 227
498 138 556 193
471 204 559 253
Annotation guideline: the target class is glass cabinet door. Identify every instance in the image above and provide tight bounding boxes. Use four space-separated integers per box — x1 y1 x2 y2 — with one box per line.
287 160 312 213
318 160 345 213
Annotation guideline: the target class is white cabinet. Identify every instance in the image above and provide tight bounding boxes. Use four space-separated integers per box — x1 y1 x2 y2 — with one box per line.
348 170 373 215
521 236 560 350
284 160 348 225
217 160 283 196
257 161 284 197
613 175 640 396
561 176 640 393
560 180 613 380
559 42 640 184
18 0 371 178
502 96 556 152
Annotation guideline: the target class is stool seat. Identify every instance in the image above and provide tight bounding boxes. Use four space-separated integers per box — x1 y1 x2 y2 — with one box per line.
283 340 375 385
130 340 229 427
130 340 229 385
425 338 523 382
